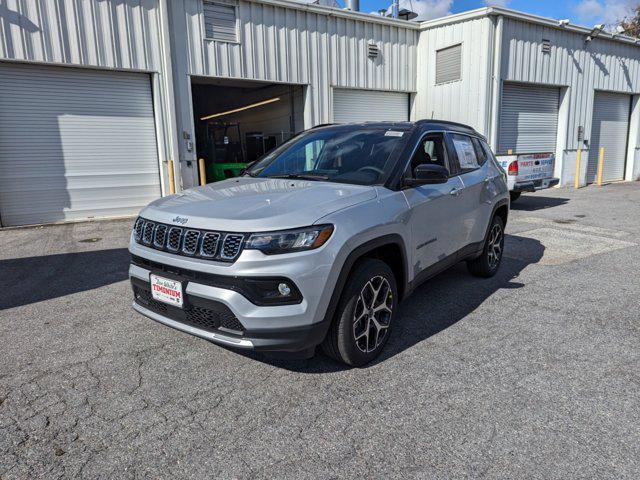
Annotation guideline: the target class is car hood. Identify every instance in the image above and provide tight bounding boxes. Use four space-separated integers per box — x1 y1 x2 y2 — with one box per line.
140 177 377 232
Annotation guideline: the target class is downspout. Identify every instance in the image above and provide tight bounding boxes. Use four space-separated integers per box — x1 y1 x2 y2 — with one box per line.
489 14 504 151
157 0 182 194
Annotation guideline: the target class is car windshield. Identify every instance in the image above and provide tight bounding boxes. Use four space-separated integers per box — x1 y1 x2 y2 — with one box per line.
246 126 408 186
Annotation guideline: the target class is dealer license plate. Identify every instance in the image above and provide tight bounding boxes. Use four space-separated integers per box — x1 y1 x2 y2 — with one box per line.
150 274 183 308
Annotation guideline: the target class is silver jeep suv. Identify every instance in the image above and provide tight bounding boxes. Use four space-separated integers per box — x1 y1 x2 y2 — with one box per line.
129 121 509 366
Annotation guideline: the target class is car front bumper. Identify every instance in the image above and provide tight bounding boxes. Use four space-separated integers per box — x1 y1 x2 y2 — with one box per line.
128 241 338 353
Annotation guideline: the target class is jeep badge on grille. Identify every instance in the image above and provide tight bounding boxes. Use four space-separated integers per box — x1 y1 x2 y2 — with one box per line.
172 216 188 225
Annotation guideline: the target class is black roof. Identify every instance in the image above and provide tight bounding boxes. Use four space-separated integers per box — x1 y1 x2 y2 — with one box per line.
312 120 482 138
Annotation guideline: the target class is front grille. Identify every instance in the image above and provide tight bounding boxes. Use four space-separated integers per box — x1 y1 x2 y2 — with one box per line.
182 230 200 255
200 232 220 258
154 224 168 248
133 217 244 263
221 234 244 260
167 227 183 252
142 221 155 245
134 218 145 242
133 283 245 334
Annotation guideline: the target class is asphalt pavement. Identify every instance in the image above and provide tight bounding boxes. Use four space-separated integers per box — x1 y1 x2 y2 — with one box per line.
1 183 639 479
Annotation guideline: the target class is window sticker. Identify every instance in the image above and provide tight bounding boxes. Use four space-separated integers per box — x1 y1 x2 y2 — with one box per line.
452 136 479 169
385 131 404 137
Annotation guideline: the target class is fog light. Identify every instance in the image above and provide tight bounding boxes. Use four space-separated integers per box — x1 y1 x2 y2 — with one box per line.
278 283 291 297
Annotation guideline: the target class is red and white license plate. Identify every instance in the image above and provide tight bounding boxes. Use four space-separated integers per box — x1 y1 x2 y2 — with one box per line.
150 274 183 308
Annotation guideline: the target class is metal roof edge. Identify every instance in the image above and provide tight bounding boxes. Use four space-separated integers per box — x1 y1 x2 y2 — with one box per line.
245 0 421 29
418 8 491 30
419 6 640 47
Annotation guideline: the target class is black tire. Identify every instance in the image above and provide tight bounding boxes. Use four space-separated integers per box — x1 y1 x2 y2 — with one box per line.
467 215 505 278
322 258 398 367
510 191 521 202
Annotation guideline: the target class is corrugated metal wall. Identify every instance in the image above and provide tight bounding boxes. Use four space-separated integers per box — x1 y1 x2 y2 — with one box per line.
0 0 161 71
414 17 492 135
184 0 418 125
501 17 640 150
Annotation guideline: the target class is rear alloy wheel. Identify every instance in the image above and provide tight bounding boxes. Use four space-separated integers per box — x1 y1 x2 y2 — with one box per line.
322 259 397 366
467 215 505 278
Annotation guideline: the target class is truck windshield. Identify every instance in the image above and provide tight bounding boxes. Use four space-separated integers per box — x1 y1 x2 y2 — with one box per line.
245 126 408 186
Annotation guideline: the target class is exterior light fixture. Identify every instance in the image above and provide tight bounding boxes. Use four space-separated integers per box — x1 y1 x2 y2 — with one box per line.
585 24 604 43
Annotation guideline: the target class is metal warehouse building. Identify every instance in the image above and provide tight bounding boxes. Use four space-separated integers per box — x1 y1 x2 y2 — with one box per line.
0 1 639 227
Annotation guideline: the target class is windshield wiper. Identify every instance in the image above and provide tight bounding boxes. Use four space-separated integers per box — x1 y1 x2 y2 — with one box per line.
265 173 330 181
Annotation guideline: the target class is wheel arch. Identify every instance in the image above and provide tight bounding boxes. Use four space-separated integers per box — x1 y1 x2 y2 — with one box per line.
322 235 409 326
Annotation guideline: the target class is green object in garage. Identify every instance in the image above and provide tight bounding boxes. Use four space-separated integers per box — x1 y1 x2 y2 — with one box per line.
208 162 248 182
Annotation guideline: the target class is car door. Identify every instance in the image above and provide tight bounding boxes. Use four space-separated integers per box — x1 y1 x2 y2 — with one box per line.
446 133 494 247
402 132 467 275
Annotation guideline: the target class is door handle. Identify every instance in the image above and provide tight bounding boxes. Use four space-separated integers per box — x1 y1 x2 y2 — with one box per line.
449 187 461 196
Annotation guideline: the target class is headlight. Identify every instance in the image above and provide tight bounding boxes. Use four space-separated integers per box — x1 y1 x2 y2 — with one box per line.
245 225 334 255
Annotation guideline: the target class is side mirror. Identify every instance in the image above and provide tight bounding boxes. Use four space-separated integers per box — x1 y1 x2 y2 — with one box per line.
403 164 449 187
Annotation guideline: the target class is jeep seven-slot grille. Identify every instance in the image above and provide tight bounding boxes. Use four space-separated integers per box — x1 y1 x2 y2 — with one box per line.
182 230 200 255
200 232 220 258
133 218 245 262
153 225 168 248
221 234 244 260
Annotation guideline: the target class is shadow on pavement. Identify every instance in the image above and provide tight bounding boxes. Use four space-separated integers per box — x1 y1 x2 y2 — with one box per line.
511 195 570 211
245 234 545 373
0 248 130 310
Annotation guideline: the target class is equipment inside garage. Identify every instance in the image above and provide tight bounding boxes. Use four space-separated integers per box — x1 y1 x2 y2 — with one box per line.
191 78 304 183
0 62 161 227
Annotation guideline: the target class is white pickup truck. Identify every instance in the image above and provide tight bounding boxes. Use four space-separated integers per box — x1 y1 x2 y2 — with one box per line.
496 153 560 202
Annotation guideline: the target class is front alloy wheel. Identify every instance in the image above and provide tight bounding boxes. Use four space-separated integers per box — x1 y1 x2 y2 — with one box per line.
322 259 398 366
353 276 393 354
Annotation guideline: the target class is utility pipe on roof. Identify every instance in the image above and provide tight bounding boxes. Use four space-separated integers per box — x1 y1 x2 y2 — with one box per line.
391 0 399 18
345 0 359 11
489 15 504 151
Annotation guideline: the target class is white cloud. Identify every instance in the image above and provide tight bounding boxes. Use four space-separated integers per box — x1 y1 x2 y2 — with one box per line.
574 0 636 28
484 0 510 6
386 0 453 21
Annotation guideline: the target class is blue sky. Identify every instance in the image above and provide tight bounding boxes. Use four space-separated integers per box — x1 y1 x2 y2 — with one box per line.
357 0 638 28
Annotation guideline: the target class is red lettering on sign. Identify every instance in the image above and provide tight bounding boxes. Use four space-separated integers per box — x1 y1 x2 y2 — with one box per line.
152 283 181 298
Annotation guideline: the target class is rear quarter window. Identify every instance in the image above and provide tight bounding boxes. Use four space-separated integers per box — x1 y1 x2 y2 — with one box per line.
471 137 488 166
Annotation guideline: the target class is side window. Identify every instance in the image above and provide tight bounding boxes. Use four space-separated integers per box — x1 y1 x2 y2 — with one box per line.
450 134 480 172
471 137 487 166
408 133 448 176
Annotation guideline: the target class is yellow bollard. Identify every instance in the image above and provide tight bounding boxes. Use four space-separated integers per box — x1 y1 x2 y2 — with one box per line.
597 147 605 186
167 159 176 194
574 149 581 189
198 158 207 186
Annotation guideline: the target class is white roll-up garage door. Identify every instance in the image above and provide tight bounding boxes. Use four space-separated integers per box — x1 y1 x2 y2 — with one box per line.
333 89 409 123
0 63 161 227
498 83 560 154
587 92 631 184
